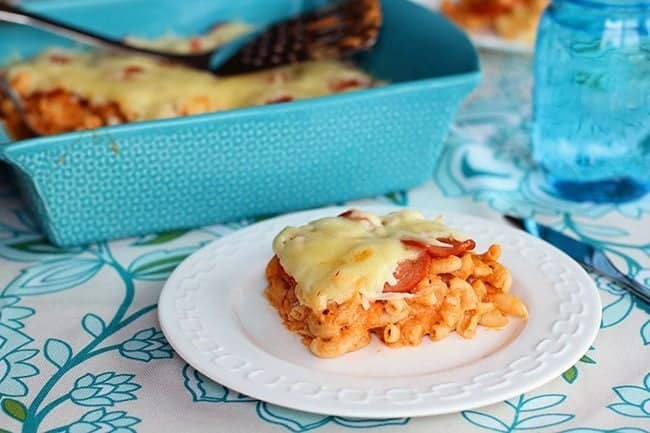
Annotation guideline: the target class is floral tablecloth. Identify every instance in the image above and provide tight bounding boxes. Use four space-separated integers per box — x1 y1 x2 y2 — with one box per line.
1 51 649 433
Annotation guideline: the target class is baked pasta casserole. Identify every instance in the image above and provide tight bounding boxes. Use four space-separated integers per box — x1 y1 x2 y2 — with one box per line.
0 23 375 139
265 209 528 358
440 0 548 42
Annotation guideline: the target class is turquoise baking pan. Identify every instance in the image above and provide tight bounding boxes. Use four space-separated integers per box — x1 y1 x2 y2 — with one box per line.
0 0 480 246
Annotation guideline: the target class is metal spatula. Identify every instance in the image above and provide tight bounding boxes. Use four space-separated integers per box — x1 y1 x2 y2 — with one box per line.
0 0 382 76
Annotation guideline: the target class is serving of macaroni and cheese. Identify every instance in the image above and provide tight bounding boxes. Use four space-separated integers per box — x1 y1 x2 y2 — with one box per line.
265 209 528 358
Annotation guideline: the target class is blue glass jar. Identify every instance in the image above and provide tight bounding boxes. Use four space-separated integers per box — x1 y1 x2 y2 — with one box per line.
532 0 650 203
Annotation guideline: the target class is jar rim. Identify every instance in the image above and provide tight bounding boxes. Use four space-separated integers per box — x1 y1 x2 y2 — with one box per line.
556 0 650 9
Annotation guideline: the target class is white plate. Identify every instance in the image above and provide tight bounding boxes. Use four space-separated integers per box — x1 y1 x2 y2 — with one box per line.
415 0 535 54
467 33 534 55
158 205 601 418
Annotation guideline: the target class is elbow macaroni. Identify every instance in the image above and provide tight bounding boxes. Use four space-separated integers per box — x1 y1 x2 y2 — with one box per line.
265 241 528 358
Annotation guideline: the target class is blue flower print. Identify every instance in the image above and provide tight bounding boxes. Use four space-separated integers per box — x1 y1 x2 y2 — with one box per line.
596 272 650 345
182 365 409 432
257 402 409 432
637 270 650 289
183 365 254 403
598 276 636 329
608 373 650 418
66 408 140 433
119 328 173 362
70 372 141 407
4 257 104 296
0 296 34 330
642 321 650 346
0 321 33 359
462 393 574 432
0 349 38 397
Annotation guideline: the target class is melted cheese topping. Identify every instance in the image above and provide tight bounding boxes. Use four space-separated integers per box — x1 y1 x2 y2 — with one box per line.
272 210 466 311
125 22 252 54
4 23 373 121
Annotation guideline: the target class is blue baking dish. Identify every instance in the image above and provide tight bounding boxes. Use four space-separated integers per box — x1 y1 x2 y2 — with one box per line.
0 0 479 247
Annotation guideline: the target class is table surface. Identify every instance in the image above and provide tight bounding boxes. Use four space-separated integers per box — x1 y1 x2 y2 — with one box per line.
0 52 648 433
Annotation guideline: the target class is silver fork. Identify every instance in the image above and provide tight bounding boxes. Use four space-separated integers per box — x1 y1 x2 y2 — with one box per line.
0 0 382 76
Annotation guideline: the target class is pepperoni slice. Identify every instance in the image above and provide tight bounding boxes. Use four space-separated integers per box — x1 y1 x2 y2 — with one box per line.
265 95 294 104
383 253 431 293
329 78 367 92
49 54 71 64
338 209 372 223
190 37 202 52
401 238 476 258
123 65 144 79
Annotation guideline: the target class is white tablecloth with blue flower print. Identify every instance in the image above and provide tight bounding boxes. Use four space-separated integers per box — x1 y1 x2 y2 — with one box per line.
1 52 649 433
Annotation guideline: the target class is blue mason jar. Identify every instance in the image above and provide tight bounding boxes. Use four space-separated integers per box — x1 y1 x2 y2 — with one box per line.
532 0 650 203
